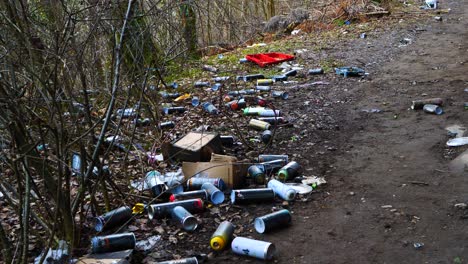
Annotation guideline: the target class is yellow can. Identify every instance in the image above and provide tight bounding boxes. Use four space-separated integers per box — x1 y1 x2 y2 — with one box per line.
210 221 234 251
249 119 271 130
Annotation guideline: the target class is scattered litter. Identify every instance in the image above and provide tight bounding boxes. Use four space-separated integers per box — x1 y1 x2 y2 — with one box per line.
434 16 442 21
360 33 367 39
381 205 393 209
285 183 313 194
295 48 308 54
34 240 69 264
246 52 295 67
135 235 161 252
411 98 443 110
246 43 267 48
254 209 291 234
78 249 133 264
291 29 301 35
454 203 467 209
231 237 276 260
445 125 466 138
301 176 327 186
362 108 382 113
447 137 468 147
335 67 365 77
399 38 412 47
423 104 443 115
413 242 424 249
210 221 234 251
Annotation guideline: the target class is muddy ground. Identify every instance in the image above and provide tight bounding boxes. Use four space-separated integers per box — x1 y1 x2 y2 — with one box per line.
213 0 468 263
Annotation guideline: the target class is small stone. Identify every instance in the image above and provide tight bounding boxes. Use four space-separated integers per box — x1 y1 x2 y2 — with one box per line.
349 192 355 196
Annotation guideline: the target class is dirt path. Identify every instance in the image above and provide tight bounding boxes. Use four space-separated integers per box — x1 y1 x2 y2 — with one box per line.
228 0 468 263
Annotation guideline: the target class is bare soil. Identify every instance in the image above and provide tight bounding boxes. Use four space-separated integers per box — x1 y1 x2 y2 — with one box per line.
216 0 468 263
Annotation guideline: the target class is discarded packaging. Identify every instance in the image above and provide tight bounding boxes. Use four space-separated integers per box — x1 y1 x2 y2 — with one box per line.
163 132 223 162
34 240 69 264
278 161 302 181
231 237 276 260
446 137 468 147
171 206 198 231
423 104 443 115
201 182 225 204
261 159 287 171
267 179 296 201
254 209 292 234
95 206 132 232
230 188 275 204
210 221 234 251
91 233 136 254
411 98 443 110
147 199 204 220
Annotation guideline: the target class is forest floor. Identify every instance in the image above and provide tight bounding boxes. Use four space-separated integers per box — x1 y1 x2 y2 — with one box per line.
212 0 468 263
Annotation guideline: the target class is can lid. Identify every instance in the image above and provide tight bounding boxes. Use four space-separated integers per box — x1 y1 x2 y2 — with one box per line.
210 236 226 251
254 218 266 233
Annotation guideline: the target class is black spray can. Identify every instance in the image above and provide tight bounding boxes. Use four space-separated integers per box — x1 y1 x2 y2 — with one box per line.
94 206 132 232
261 159 287 172
169 190 208 202
230 188 275 204
91 233 136 254
194 81 210 88
171 206 198 231
157 257 199 264
254 209 292 234
257 154 288 163
159 121 175 129
248 165 265 184
261 130 272 144
284 69 297 77
308 68 324 75
220 135 235 147
278 161 302 181
243 74 265 81
187 177 226 191
163 107 186 115
148 199 204 220
145 171 166 197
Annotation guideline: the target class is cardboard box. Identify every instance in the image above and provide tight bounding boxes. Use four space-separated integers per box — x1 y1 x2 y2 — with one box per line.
77 249 132 264
182 154 249 189
163 132 223 162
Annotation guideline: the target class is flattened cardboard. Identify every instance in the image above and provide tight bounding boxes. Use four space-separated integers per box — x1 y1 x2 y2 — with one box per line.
163 132 223 162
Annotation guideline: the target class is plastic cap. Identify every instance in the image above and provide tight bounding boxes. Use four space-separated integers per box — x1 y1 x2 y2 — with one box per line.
210 236 225 251
169 194 176 202
254 218 266 233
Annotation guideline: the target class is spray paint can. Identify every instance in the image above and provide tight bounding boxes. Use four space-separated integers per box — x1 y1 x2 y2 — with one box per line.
243 74 265 81
230 188 275 204
159 121 175 129
167 179 184 194
201 183 224 205
148 199 204 220
163 107 186 115
267 179 296 201
239 58 249 63
239 89 256 95
191 97 200 107
254 209 292 234
257 79 274 85
308 68 324 75
210 221 234 251
91 233 136 254
258 154 288 163
202 102 219 115
202 65 218 73
261 130 272 144
187 177 226 191
194 81 210 88
258 117 286 125
231 237 276 260
261 159 287 171
243 107 265 116
145 171 166 197
423 104 443 115
271 91 289 100
211 83 222 91
160 92 180 99
213 76 230 82
171 206 198 231
223 95 234 102
277 161 302 181
284 69 297 77
256 86 271 92
227 91 240 96
220 135 235 147
272 75 288 82
226 99 246 111
169 190 208 202
411 98 443 110
259 109 281 117
94 206 132 232
249 119 271 130
248 165 265 184
157 257 199 264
